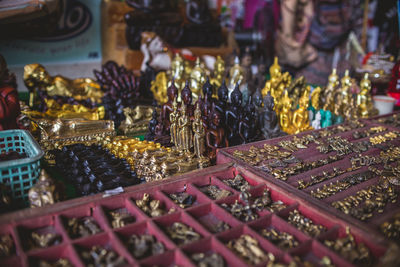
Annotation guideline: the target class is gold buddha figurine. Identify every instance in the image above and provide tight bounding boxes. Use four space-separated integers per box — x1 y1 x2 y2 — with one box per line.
227 57 245 96
169 99 179 146
28 170 60 208
24 63 103 107
311 87 321 110
323 68 339 110
210 56 225 96
339 70 352 107
192 103 206 158
327 68 339 88
190 57 206 101
169 53 186 92
262 57 291 101
178 104 192 155
291 91 312 134
279 90 293 133
119 105 155 135
151 53 187 104
357 73 377 117
150 71 169 104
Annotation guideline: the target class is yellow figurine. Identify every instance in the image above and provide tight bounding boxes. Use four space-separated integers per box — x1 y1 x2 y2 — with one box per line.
210 56 225 96
178 104 192 154
192 103 206 159
169 99 179 146
279 90 293 133
311 87 321 110
190 57 206 101
291 91 313 134
357 73 378 117
24 63 103 107
227 57 245 96
150 53 186 104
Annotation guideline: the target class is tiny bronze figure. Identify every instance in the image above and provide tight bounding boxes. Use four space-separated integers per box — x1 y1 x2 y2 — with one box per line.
119 105 155 135
28 170 60 208
0 234 14 257
192 103 206 158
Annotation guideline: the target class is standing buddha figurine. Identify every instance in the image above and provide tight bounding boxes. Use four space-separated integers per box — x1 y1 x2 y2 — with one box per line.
215 80 229 123
279 90 293 134
178 104 192 155
192 103 206 158
169 98 179 147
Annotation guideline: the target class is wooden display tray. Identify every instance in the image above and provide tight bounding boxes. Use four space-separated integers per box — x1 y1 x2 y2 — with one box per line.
217 117 400 245
0 163 394 266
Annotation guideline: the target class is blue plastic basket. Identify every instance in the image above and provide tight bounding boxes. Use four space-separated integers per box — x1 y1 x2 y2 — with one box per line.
0 129 44 205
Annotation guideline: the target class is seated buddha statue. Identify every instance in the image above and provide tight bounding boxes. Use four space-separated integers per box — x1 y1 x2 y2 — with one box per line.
291 91 313 134
23 63 103 107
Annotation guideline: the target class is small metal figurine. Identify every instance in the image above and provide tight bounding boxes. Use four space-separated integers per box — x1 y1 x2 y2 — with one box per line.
118 105 155 135
261 92 283 139
178 104 192 155
23 63 103 107
192 103 206 158
169 99 179 146
28 169 60 208
0 54 20 130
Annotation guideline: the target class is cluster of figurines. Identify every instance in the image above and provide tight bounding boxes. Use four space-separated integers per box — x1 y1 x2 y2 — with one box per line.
150 51 258 106
259 58 377 134
309 68 378 128
147 73 286 159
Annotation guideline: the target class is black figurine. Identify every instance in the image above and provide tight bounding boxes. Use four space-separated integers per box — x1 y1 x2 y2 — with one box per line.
226 83 243 146
261 92 283 139
145 109 159 141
